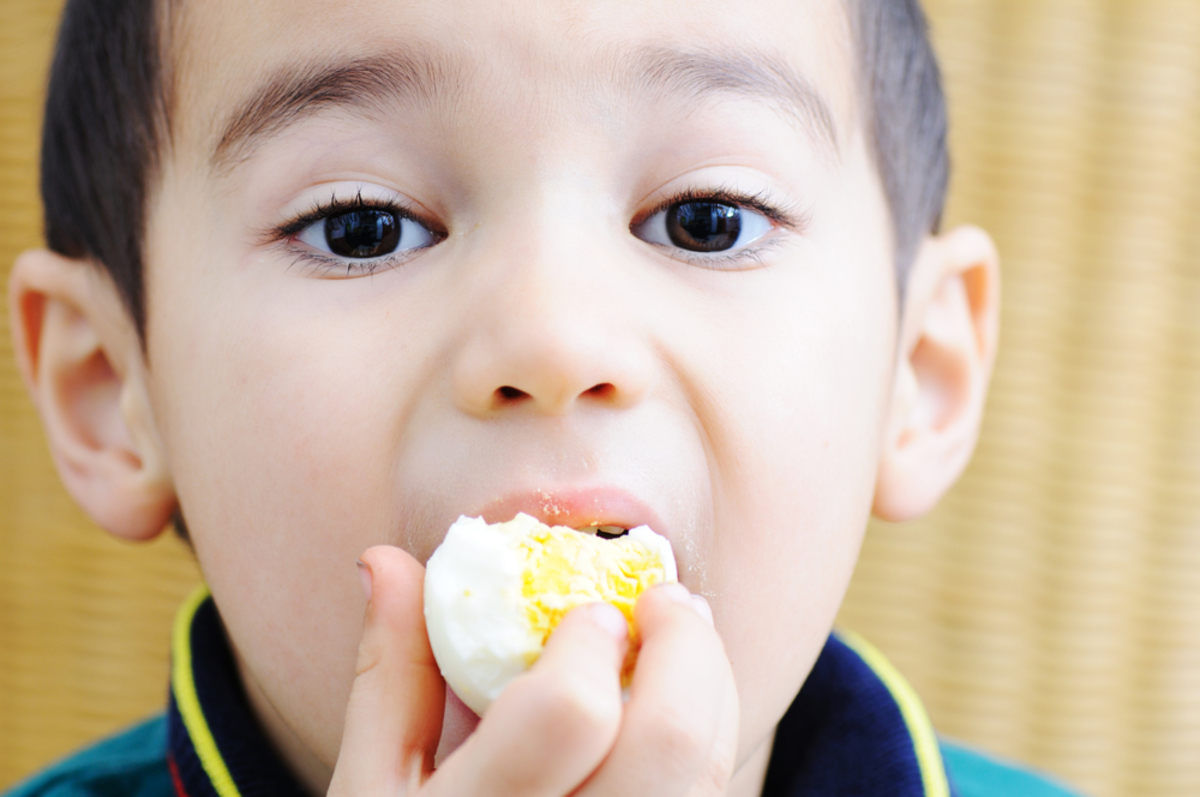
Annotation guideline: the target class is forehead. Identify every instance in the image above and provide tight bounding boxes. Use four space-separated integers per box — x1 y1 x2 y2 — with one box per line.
168 0 858 166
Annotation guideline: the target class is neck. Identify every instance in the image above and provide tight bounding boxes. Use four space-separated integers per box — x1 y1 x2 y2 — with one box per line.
236 654 335 795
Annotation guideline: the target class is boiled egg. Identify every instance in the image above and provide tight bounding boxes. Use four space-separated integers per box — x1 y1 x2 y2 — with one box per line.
424 512 677 715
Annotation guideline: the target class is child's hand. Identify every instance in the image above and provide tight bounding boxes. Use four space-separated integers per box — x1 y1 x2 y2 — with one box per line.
329 545 739 797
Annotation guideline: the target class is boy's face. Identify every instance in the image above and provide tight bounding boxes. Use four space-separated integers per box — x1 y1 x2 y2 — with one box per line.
146 0 896 786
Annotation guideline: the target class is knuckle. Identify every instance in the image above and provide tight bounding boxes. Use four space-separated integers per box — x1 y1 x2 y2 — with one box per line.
644 705 711 776
689 735 737 797
353 629 384 677
531 668 621 743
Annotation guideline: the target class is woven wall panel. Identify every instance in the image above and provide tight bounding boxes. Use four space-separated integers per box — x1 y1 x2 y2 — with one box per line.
0 2 202 788
839 3 1200 797
1 2 1198 796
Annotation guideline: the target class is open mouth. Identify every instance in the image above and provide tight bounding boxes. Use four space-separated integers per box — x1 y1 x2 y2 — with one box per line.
576 524 630 539
475 488 665 545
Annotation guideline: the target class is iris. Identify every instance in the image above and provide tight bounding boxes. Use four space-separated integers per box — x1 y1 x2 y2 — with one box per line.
324 209 400 258
666 201 741 252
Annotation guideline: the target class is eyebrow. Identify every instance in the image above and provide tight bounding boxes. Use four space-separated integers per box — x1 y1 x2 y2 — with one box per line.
211 52 457 170
210 45 838 171
626 47 839 151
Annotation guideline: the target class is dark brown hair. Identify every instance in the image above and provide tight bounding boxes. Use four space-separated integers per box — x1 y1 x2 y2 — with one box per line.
853 0 949 288
39 0 947 337
41 0 167 339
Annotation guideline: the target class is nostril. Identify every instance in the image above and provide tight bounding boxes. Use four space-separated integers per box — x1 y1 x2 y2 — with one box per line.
496 385 529 402
585 383 615 400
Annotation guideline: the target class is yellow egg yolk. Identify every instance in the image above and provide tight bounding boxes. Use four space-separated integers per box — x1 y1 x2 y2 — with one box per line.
517 525 671 682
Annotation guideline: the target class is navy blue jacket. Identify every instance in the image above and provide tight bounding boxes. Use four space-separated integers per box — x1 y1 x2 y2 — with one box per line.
6 589 1083 797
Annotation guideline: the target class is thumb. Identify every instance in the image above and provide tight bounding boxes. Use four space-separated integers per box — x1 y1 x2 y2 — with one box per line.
328 545 446 796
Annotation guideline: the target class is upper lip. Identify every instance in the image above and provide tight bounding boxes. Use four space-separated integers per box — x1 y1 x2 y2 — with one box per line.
471 486 668 536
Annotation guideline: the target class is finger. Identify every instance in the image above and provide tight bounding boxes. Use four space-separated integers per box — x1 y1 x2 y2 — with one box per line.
424 602 628 797
684 597 738 797
328 545 445 797
576 584 738 797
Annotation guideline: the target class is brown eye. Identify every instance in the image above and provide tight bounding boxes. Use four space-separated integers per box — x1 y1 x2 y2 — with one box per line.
325 209 400 258
632 195 773 260
296 204 437 262
665 201 742 252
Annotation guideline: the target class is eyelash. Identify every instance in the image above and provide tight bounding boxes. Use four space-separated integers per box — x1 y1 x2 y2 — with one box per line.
268 186 804 276
268 192 442 277
631 185 806 268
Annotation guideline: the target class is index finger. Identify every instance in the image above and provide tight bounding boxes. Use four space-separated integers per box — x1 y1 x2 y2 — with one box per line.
328 545 445 797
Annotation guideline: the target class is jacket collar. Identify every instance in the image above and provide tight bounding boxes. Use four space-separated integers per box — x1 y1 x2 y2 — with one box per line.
763 629 954 797
167 587 953 797
167 587 307 797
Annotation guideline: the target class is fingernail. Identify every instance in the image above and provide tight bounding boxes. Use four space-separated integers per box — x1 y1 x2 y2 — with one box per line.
356 559 373 603
657 583 713 624
657 581 692 606
588 602 629 640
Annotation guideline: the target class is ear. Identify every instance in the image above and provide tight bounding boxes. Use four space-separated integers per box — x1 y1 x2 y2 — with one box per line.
874 225 1000 522
8 249 176 540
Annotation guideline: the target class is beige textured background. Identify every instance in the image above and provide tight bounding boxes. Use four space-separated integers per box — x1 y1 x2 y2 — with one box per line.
2 1 1198 796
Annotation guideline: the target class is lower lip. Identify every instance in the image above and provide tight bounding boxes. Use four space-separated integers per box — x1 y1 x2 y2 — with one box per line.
474 487 666 535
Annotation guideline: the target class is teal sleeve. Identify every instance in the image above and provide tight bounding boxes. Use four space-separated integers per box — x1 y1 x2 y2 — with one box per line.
941 740 1087 797
2 715 173 797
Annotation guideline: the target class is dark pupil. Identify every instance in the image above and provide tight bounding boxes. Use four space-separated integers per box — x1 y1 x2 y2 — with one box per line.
666 201 741 252
325 210 400 258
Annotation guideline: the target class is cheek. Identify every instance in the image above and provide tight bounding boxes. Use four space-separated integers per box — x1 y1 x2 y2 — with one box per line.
146 250 437 762
182 334 391 758
690 239 895 758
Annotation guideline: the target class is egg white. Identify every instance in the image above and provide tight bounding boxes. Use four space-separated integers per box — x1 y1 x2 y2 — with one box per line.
423 513 676 715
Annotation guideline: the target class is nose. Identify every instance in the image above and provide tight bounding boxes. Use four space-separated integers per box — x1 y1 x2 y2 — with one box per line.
451 234 654 417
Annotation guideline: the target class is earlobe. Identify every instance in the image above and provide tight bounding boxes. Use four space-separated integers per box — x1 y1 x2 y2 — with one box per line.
874 225 1000 522
8 249 176 540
